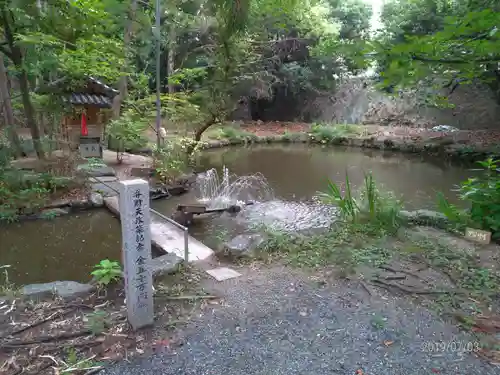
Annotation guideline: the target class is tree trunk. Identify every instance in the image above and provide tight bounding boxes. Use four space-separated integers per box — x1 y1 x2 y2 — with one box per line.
2 10 45 159
167 28 176 94
112 0 138 120
0 53 22 157
18 66 45 159
187 116 217 155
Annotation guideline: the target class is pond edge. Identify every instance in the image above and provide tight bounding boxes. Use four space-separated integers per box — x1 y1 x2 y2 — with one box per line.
197 133 498 163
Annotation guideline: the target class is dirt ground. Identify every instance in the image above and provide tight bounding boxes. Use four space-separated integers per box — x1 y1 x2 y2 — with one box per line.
0 267 213 375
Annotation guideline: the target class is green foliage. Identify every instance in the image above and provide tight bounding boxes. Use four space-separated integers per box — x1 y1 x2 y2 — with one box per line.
0 165 71 222
84 310 112 335
318 172 403 231
436 191 470 229
404 237 500 302
377 0 500 101
308 123 361 143
214 125 258 142
131 93 204 129
105 112 148 156
437 158 500 238
152 138 203 183
90 260 122 286
256 223 392 275
319 173 359 220
0 265 18 297
5 0 124 82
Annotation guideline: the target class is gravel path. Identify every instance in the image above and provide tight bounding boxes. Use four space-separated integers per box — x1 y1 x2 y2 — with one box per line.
102 265 499 375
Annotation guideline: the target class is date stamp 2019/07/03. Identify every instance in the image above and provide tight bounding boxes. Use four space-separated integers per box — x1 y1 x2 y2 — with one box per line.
421 341 480 353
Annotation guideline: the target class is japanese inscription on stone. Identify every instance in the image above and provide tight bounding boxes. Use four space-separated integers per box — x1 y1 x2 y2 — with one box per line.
79 136 102 158
119 179 153 329
465 227 491 245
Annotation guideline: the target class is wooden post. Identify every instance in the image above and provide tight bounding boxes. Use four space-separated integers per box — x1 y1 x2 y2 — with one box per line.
119 179 154 330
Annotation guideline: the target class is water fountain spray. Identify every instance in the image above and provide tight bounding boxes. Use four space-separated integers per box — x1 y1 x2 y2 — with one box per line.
195 166 274 209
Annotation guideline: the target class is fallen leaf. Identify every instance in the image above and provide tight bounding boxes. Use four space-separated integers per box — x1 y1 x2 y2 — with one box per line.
356 370 364 375
383 340 394 347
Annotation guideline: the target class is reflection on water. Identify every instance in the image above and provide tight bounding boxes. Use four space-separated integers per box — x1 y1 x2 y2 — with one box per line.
153 144 476 247
197 144 474 208
0 210 121 284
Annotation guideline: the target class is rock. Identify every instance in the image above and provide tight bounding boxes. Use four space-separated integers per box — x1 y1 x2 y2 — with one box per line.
399 209 448 228
130 167 155 178
22 281 95 300
89 176 120 197
175 173 197 186
220 233 266 258
150 253 183 278
37 208 69 219
431 125 459 133
77 163 116 177
70 199 93 210
399 226 476 255
89 192 104 207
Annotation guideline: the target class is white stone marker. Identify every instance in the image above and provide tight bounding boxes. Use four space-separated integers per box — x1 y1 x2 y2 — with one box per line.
119 179 154 330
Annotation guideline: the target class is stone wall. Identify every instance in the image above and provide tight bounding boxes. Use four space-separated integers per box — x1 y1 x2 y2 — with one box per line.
312 78 500 130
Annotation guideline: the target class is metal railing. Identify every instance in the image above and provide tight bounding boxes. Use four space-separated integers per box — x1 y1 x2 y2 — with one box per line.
87 173 190 263
150 208 189 263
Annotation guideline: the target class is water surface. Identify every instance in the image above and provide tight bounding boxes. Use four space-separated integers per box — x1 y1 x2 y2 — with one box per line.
1 144 477 285
153 144 476 247
0 210 121 285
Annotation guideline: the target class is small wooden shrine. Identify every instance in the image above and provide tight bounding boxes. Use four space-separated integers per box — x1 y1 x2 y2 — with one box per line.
59 77 118 148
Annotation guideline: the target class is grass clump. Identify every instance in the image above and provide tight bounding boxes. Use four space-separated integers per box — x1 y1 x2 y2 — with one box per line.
308 123 361 144
257 224 392 275
255 172 401 276
0 265 19 298
318 172 403 233
214 125 258 143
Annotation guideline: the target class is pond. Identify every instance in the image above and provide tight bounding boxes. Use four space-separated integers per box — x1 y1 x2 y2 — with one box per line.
0 210 121 285
153 144 477 248
1 144 477 285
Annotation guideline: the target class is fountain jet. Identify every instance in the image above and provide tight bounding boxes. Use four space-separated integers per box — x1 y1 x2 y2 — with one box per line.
195 166 274 208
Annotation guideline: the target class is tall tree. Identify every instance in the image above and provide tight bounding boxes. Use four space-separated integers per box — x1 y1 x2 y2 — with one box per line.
112 0 138 119
0 53 22 157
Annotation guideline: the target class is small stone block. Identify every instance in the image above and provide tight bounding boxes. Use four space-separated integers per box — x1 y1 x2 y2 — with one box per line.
206 267 242 281
465 228 491 244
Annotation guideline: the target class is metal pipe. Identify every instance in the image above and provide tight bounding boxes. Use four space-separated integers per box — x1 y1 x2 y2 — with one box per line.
150 209 187 230
149 209 190 262
184 228 189 263
155 0 161 149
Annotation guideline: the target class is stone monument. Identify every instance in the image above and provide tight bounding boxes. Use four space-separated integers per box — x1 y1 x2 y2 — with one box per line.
119 179 154 329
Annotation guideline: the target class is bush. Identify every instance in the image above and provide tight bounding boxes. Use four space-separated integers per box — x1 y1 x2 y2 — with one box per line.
0 135 75 222
0 170 57 221
215 125 258 143
437 158 500 238
308 123 361 143
105 112 148 159
152 137 203 184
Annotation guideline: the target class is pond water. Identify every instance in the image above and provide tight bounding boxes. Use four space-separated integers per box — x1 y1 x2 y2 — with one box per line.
1 144 478 285
0 210 121 285
153 144 477 249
